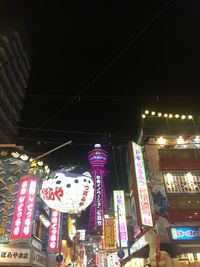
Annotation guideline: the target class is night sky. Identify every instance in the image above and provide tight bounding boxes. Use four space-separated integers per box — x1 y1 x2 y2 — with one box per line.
1 0 200 226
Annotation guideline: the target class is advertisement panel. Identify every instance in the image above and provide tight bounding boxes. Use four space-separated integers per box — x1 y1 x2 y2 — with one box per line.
104 217 117 250
0 247 30 264
169 226 200 241
10 177 38 240
48 209 61 251
128 141 153 227
113 190 128 248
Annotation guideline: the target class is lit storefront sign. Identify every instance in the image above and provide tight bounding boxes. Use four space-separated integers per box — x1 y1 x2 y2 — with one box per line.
0 246 46 266
40 171 94 213
169 226 200 241
130 233 148 254
10 177 37 240
104 217 117 250
96 174 103 231
129 141 153 227
0 247 30 264
113 190 128 248
48 209 61 251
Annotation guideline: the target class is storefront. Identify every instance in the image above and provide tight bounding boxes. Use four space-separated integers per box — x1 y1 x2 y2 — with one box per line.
0 244 47 267
168 226 200 267
120 231 151 267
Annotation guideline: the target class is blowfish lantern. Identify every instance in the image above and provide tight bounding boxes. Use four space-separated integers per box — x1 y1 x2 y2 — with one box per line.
40 171 94 213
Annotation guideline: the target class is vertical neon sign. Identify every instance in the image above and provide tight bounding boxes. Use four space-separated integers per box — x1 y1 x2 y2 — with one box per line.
113 190 128 248
96 174 102 231
130 141 153 227
21 178 37 238
10 177 38 240
48 209 61 251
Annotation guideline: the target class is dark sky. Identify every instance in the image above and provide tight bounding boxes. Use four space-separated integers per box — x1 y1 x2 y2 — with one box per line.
1 1 200 220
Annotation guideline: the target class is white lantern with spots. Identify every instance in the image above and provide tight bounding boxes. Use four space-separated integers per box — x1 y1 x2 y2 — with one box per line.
40 171 94 213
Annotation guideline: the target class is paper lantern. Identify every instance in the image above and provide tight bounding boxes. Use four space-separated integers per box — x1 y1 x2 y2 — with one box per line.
40 171 94 213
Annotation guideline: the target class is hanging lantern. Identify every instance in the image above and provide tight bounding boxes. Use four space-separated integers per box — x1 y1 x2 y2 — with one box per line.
40 171 94 213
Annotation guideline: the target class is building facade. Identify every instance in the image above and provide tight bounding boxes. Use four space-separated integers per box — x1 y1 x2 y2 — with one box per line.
0 19 32 143
0 144 51 267
123 110 200 267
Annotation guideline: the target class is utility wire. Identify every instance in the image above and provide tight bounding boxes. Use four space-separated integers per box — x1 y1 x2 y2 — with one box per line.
20 0 175 140
0 125 106 135
112 146 120 189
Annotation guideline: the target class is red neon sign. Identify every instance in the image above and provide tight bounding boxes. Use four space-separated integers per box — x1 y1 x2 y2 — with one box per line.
48 209 61 251
10 177 38 240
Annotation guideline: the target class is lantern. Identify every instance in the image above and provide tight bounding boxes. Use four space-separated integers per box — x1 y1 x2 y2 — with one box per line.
40 171 94 213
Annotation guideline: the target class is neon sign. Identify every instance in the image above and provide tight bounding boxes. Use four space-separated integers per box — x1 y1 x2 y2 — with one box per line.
48 209 60 251
170 226 200 241
96 174 102 230
10 177 37 240
113 190 128 248
131 141 153 227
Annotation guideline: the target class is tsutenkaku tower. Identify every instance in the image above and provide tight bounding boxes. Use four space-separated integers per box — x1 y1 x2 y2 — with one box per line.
88 144 108 235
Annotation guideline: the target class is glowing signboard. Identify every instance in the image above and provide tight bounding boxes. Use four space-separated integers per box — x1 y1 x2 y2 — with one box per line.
104 217 117 250
40 171 94 213
113 190 128 248
10 177 37 240
130 141 153 227
130 233 148 254
48 209 61 251
96 174 103 231
169 226 200 241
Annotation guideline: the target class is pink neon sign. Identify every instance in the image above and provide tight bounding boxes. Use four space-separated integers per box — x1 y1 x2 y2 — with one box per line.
48 209 60 251
10 177 38 240
132 142 153 227
21 178 37 238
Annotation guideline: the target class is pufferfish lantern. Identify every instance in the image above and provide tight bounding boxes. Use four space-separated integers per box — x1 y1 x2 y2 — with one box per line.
40 170 94 213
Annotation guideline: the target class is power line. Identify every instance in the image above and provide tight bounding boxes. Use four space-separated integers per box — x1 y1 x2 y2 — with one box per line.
0 125 106 135
20 0 175 140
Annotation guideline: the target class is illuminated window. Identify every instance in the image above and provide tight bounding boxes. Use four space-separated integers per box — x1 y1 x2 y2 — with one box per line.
157 136 166 145
177 136 184 144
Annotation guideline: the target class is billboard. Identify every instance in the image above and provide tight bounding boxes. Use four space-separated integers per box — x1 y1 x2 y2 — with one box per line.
104 217 117 250
10 177 37 240
48 209 61 251
128 141 153 227
169 226 200 241
113 190 128 248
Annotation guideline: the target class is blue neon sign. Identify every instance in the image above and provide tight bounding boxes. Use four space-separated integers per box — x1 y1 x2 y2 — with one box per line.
170 227 200 241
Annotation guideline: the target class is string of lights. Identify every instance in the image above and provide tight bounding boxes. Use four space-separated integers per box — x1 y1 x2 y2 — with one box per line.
141 109 194 120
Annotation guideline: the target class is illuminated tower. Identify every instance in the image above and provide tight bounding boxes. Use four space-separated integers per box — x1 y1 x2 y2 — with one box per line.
88 144 108 235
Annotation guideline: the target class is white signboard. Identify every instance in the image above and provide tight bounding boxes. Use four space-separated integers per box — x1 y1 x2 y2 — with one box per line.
107 252 120 267
131 141 153 227
113 190 128 248
0 247 30 264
